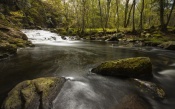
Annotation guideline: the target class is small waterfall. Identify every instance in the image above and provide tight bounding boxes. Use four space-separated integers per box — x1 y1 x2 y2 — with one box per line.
21 29 67 44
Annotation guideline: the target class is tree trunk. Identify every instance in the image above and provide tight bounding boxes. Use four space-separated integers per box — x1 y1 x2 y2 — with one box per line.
140 0 144 31
98 0 105 33
81 0 86 35
159 0 166 31
116 0 119 32
166 0 175 27
132 0 136 32
124 0 130 28
126 3 133 28
105 0 112 28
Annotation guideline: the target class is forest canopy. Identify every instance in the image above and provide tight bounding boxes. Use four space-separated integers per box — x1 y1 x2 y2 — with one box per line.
0 0 175 34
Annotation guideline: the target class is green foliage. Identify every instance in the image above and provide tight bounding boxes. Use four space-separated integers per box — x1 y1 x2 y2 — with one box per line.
0 0 175 35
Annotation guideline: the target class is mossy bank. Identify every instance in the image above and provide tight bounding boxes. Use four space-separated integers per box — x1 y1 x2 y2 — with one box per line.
0 23 34 60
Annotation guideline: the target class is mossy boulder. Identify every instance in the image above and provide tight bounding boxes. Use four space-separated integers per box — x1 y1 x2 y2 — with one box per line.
2 77 66 109
91 57 152 78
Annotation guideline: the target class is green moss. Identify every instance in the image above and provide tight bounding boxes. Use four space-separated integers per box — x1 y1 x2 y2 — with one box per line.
156 88 165 98
56 28 67 35
16 43 25 47
33 77 58 98
99 57 150 70
152 33 163 38
3 80 31 109
133 79 166 99
0 12 6 20
21 82 36 108
2 77 65 109
4 90 22 109
0 43 17 53
10 11 24 18
145 37 169 46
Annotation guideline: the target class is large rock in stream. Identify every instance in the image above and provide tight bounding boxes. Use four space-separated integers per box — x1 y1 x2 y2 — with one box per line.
91 57 152 78
1 77 66 109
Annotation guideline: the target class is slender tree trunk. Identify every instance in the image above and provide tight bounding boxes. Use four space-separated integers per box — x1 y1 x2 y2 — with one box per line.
105 0 112 28
116 0 119 31
166 0 175 27
126 4 133 27
132 0 136 32
91 0 95 29
124 0 130 28
140 0 144 31
81 0 86 35
159 0 166 31
73 0 81 31
98 0 105 33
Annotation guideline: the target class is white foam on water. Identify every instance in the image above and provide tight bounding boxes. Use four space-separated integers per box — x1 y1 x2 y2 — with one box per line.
53 80 104 109
21 29 80 46
22 29 65 42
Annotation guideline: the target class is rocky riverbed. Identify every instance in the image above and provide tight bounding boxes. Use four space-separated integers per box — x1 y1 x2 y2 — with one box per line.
1 57 166 109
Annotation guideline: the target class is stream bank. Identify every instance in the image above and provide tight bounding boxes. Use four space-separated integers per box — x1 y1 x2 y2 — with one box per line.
0 23 34 60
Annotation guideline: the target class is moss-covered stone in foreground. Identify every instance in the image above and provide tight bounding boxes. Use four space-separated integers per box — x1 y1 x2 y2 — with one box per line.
91 57 152 78
2 77 66 109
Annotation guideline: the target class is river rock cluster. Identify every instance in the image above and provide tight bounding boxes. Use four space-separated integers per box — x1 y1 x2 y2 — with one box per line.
1 57 166 109
91 57 165 109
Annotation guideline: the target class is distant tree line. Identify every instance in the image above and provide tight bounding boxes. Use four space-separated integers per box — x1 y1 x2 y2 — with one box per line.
0 0 175 33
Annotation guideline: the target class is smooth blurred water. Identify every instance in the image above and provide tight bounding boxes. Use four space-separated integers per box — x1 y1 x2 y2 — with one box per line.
1 30 175 109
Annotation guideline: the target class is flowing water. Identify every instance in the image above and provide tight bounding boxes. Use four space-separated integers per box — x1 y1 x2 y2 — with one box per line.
1 30 175 109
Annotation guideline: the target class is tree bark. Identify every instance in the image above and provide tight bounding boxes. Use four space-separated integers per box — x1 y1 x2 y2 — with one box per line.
159 0 166 31
105 0 112 28
132 0 136 32
124 0 130 28
116 0 119 31
140 0 144 31
166 0 175 27
126 3 133 28
81 0 86 35
98 0 105 33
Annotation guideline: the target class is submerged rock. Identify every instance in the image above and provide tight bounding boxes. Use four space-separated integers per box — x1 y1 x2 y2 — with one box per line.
133 79 165 99
91 57 152 78
159 41 175 50
114 94 152 109
2 77 66 109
